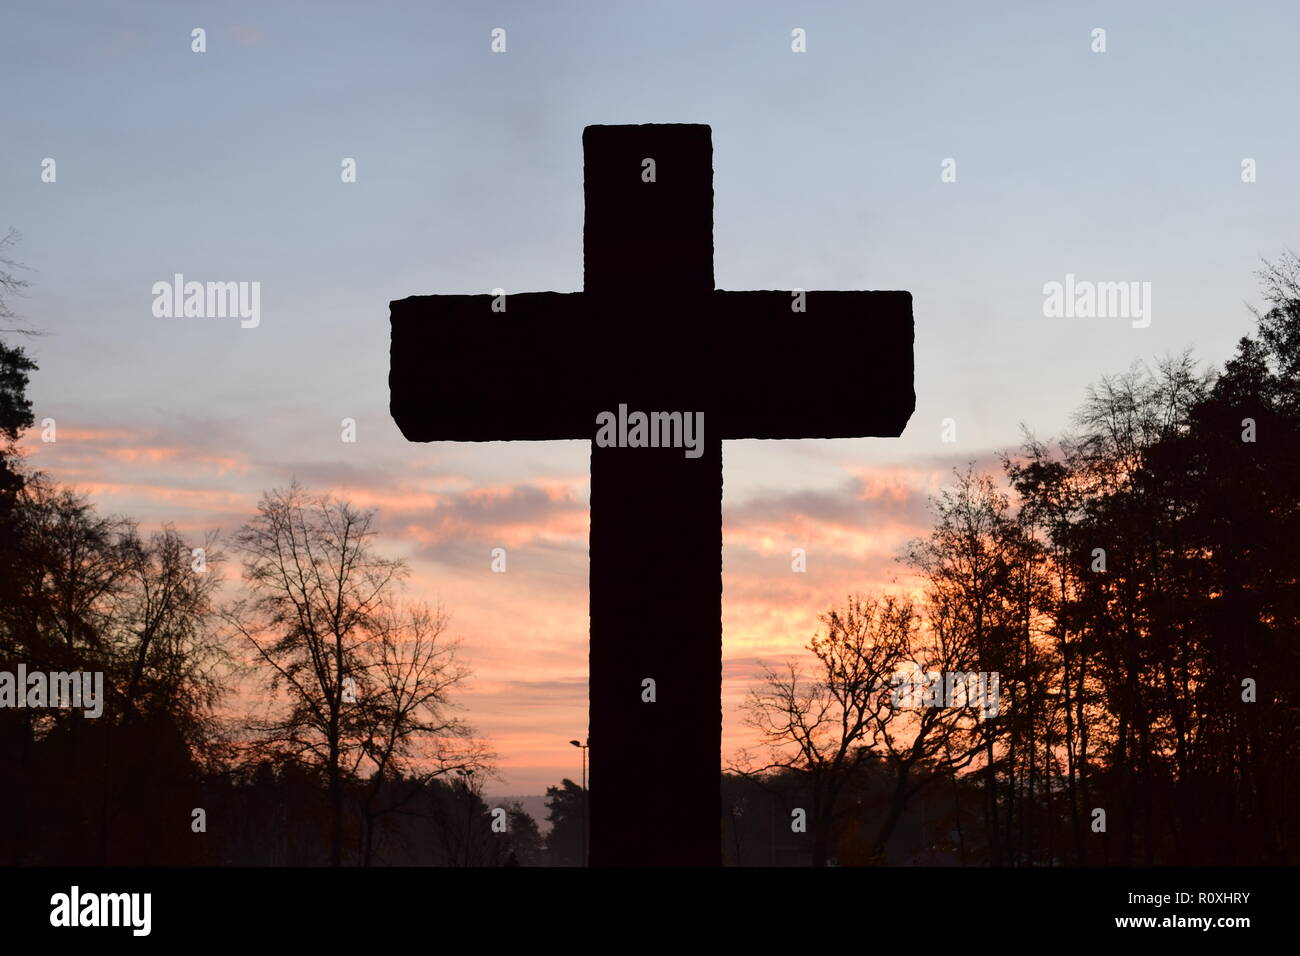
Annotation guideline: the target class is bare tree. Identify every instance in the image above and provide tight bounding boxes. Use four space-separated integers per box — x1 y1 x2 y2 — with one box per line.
903 466 1029 863
115 526 229 744
0 476 229 862
0 228 36 337
870 594 984 858
736 594 913 866
226 482 485 865
4 476 139 659
353 600 492 865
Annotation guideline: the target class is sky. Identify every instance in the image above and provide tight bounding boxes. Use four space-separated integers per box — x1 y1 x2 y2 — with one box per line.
3 0 1298 794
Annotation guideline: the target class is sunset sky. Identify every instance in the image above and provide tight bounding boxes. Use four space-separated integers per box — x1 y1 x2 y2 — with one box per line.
4 0 1298 794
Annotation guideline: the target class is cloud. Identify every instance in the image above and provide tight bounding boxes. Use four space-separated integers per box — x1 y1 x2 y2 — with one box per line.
18 411 1015 791
386 478 590 563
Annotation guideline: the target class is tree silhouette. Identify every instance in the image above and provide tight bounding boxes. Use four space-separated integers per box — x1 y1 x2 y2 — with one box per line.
736 256 1299 866
543 778 587 866
226 482 487 866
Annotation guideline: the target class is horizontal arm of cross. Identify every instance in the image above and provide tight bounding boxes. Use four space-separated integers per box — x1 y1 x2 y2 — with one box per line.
389 289 914 442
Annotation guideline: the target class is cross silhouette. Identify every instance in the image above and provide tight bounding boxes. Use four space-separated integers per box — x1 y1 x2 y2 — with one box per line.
389 124 914 866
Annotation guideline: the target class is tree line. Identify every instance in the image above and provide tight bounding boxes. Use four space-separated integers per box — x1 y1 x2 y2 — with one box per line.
734 255 1299 866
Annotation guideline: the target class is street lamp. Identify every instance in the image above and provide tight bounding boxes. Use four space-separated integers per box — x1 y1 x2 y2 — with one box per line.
569 738 589 866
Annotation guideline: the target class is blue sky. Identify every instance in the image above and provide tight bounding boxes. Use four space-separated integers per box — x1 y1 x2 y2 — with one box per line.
3 0 1297 792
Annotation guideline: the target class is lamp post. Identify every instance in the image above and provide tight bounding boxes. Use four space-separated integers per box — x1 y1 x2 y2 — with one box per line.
569 739 589 866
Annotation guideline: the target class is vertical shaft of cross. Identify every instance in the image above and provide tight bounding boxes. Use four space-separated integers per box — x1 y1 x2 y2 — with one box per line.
589 438 722 865
583 125 721 865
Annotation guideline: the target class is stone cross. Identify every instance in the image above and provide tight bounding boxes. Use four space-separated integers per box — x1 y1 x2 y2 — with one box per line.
389 124 914 865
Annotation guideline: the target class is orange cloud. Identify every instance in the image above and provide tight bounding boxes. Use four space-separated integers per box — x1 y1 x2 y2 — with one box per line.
17 412 957 795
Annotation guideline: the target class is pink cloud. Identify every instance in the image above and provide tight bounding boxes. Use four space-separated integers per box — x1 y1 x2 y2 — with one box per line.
17 415 959 793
